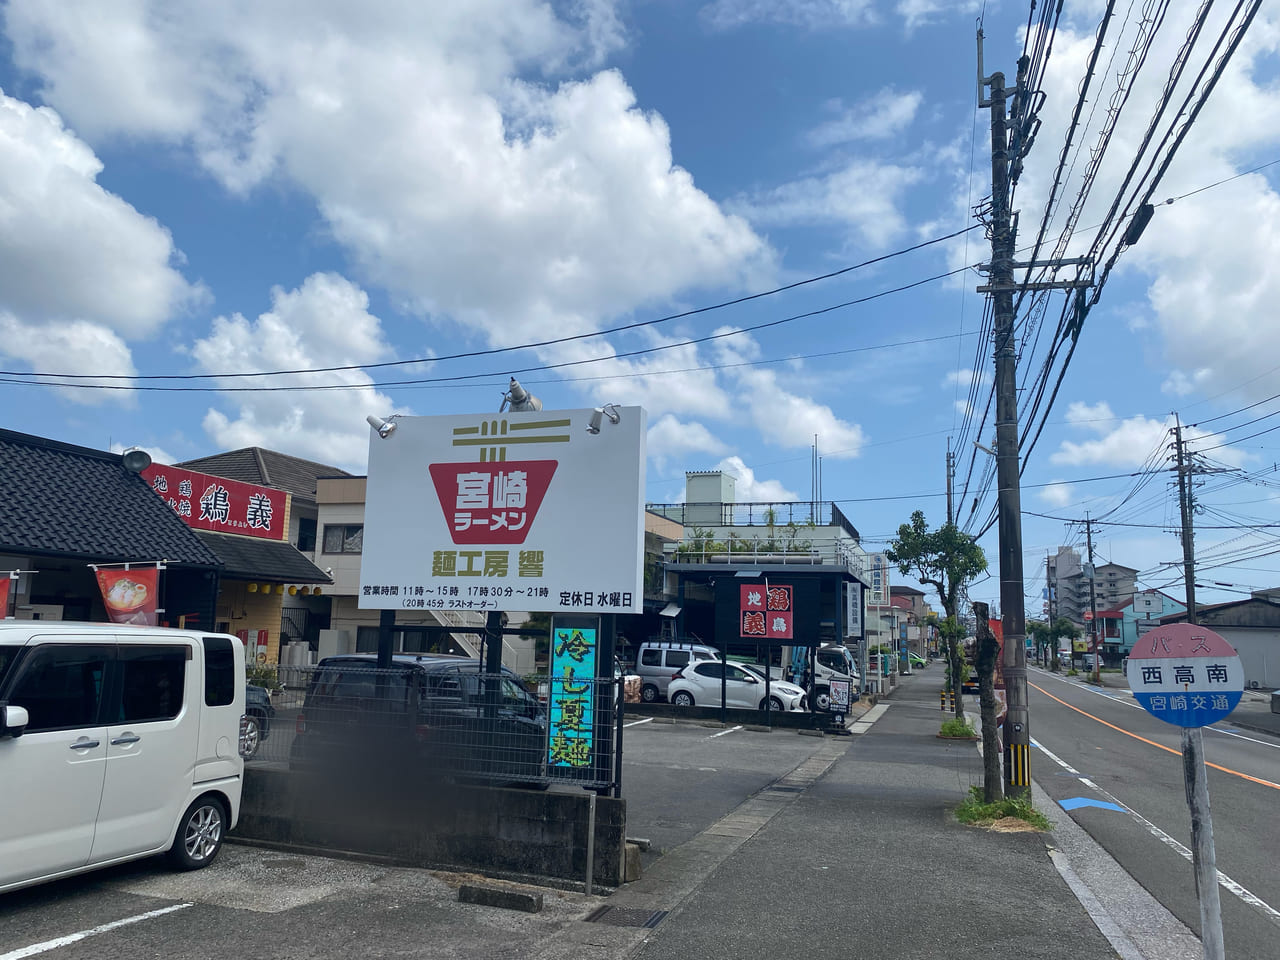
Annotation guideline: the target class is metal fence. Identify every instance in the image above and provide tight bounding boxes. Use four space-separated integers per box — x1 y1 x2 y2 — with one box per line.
244 663 621 791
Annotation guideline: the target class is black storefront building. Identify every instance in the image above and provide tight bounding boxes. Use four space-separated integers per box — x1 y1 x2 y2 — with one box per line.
0 430 223 625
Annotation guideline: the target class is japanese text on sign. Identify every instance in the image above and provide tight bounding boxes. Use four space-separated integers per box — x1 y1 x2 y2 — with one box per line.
548 627 597 768
740 584 793 640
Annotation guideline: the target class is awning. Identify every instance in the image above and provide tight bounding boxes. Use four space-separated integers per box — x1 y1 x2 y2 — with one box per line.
194 530 332 583
659 602 682 618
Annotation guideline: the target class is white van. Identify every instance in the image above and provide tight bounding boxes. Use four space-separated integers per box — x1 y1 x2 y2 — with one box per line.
634 642 720 702
0 623 247 894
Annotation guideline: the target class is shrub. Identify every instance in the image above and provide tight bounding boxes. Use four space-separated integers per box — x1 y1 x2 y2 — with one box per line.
956 786 1051 830
246 663 282 692
940 718 977 738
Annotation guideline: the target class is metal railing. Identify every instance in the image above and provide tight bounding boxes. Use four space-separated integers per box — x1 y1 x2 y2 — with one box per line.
244 664 620 791
664 534 867 578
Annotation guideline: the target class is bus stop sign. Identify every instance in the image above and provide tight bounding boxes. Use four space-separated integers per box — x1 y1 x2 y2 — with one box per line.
1128 623 1243 728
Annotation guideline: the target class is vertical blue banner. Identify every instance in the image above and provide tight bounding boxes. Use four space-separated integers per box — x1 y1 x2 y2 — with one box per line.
548 626 597 768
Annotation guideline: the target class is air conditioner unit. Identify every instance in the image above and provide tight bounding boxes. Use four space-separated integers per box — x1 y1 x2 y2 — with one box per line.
1249 680 1260 689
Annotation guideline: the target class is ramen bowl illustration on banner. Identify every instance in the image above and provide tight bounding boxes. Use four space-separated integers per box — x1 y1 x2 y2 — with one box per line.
105 577 148 614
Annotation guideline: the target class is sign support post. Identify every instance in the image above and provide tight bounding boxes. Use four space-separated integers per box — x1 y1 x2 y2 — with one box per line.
1129 622 1240 960
1181 725 1224 960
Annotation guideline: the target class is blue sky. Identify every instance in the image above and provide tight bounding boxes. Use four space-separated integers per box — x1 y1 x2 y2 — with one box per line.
3 1 1280 615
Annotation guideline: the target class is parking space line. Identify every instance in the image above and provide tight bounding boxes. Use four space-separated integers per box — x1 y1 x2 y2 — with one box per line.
708 725 743 739
624 717 654 728
0 903 193 960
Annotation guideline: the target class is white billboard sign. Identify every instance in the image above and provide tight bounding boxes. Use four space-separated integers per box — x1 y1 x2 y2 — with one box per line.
868 553 890 606
359 407 646 614
845 581 863 637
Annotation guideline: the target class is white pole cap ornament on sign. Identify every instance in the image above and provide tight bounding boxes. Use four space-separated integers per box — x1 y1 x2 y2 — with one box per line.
1127 623 1244 728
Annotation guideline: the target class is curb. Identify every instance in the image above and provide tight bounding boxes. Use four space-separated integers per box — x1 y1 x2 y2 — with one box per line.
458 882 544 913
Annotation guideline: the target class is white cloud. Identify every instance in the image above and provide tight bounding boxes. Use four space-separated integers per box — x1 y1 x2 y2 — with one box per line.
0 311 137 406
1162 368 1213 397
717 456 798 501
0 90 199 341
6 2 771 352
190 273 400 470
1038 482 1075 508
895 1 982 32
1050 414 1170 467
713 332 867 457
700 0 876 30
808 89 923 146
733 159 924 248
647 414 728 472
1049 409 1246 469
1064 401 1115 427
944 368 988 389
1018 7 1280 411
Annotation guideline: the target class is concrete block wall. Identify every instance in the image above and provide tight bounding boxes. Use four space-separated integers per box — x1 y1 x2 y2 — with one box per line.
236 767 627 888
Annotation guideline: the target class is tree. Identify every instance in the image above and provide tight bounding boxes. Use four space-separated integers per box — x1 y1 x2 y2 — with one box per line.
972 602 1002 801
885 511 987 722
1028 617 1079 671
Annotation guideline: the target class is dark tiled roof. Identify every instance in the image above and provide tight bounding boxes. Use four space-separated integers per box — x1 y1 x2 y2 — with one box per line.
0 429 220 567
176 447 352 502
194 531 332 583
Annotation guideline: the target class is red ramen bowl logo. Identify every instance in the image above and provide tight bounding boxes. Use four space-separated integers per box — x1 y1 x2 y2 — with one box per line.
428 461 558 544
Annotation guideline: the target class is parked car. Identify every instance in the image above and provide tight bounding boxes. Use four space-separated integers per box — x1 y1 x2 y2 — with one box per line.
667 660 807 711
241 683 275 759
907 652 927 669
739 664 809 711
0 622 247 894
634 641 719 703
289 654 549 786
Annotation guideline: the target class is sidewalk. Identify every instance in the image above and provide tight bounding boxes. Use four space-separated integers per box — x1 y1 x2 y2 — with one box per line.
535 668 1186 960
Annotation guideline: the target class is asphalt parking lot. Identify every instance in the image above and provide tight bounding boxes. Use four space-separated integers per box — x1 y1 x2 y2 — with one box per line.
2 718 836 960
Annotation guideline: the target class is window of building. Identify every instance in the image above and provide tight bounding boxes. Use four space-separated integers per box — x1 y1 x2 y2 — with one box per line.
322 524 363 554
296 516 317 552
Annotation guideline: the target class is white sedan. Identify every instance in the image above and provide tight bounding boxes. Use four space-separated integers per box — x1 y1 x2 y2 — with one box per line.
667 660 807 711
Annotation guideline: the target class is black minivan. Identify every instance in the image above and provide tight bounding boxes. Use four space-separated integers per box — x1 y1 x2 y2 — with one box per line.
289 654 547 785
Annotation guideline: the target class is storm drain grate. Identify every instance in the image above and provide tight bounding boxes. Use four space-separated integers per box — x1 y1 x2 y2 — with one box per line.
585 906 669 928
766 784 803 793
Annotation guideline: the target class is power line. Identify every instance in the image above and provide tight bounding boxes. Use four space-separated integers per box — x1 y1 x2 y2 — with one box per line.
2 224 983 385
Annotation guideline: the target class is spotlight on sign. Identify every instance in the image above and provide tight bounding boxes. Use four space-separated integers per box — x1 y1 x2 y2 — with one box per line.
586 403 621 435
365 415 398 439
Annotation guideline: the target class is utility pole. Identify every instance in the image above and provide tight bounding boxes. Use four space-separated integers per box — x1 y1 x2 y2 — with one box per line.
1174 414 1197 624
946 439 955 525
1085 514 1100 684
977 32 1092 799
980 58 1031 799
1172 412 1226 960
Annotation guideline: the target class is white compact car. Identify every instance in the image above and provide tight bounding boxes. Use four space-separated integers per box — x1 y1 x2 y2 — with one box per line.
667 660 807 711
0 622 248 894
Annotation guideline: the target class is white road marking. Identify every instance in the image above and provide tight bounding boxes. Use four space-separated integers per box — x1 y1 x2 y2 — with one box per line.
624 717 654 728
0 903 193 960
708 725 743 739
1033 667 1280 750
1032 739 1280 926
1206 725 1280 751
